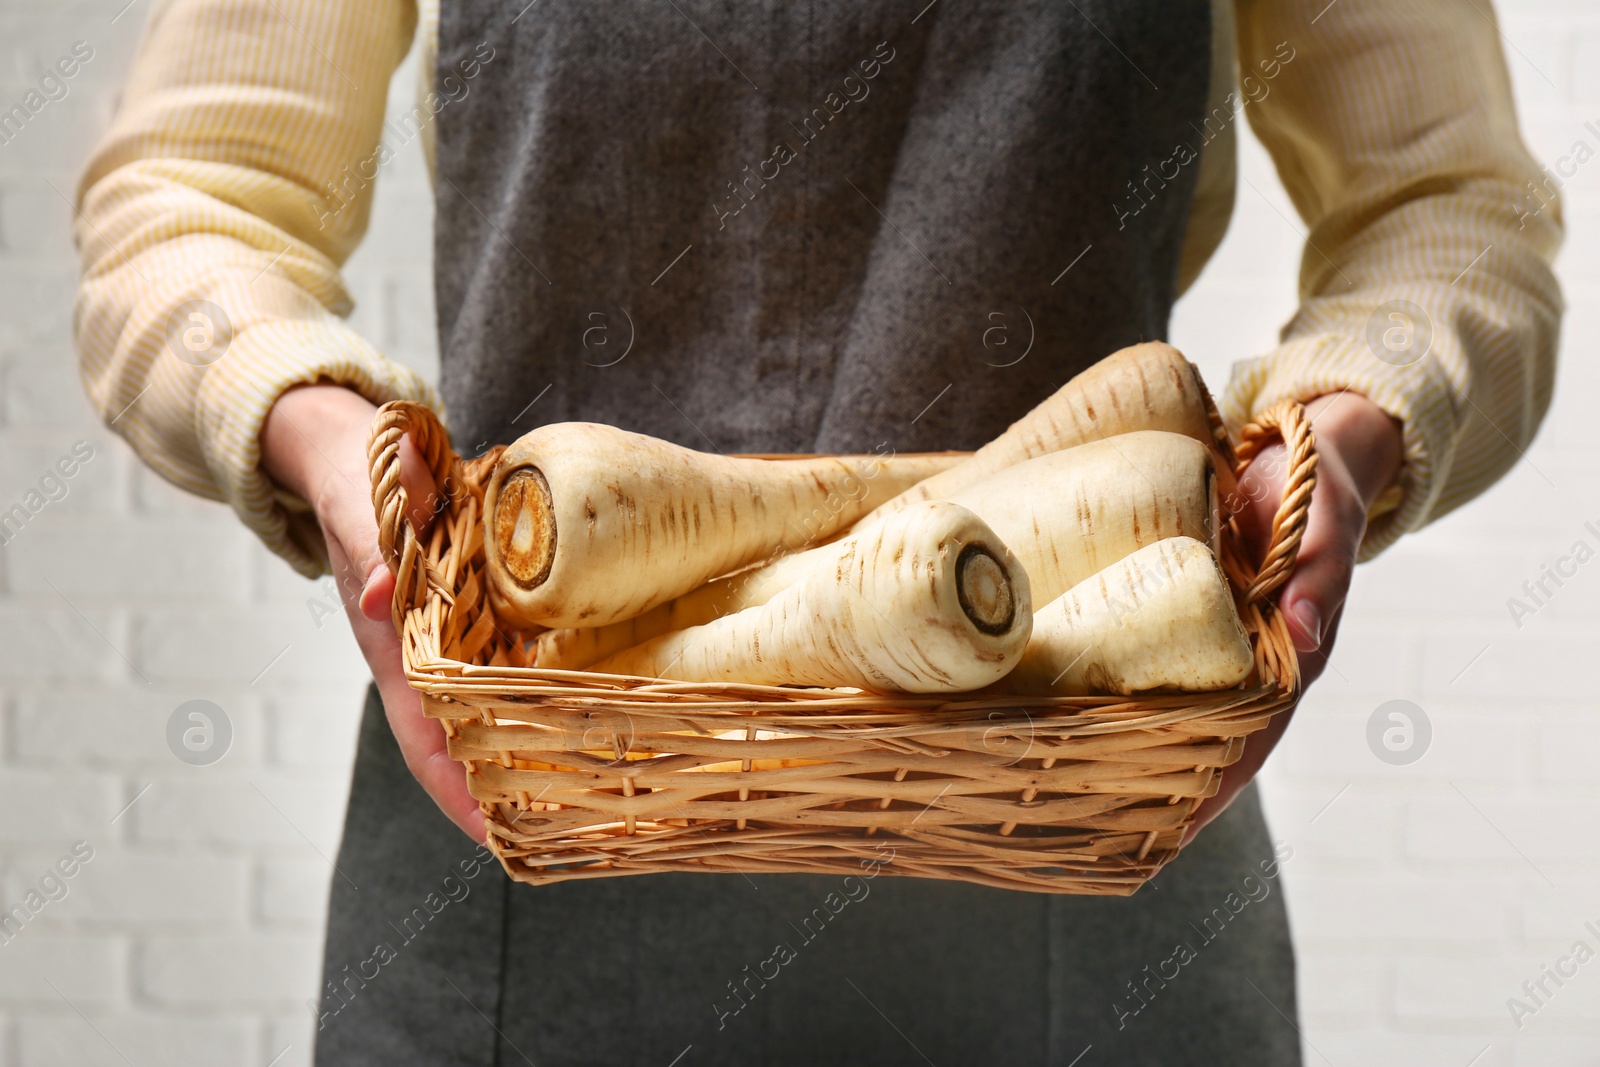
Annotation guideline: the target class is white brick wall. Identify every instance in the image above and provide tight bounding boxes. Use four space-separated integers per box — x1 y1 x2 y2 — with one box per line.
0 1 1593 1064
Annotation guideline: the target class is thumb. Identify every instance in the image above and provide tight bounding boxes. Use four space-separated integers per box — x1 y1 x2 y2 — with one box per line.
315 435 481 841
1274 453 1367 667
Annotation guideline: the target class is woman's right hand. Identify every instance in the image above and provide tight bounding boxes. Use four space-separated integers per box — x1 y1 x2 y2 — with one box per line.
261 384 484 840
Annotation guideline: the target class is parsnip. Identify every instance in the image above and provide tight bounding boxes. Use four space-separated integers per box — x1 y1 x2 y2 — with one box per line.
937 431 1216 605
483 423 961 628
534 430 1217 670
589 501 1031 693
1003 536 1253 696
865 341 1216 521
531 549 816 669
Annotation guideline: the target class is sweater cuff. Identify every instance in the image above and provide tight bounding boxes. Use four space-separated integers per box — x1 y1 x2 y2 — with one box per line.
1221 333 1459 562
194 317 443 578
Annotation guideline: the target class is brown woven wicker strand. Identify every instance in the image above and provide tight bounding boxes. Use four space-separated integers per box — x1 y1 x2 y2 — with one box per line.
366 400 1317 895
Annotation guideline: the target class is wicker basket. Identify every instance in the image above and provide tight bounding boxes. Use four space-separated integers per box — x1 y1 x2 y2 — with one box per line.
366 398 1317 896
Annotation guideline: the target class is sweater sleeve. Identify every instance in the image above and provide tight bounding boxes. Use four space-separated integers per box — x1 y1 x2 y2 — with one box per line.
1224 0 1563 559
73 0 435 577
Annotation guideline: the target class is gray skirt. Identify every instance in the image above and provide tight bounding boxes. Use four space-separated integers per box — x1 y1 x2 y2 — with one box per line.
312 684 1301 1066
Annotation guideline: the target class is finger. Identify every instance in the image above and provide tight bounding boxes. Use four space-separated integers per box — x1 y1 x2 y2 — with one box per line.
1298 603 1346 690
358 564 395 622
368 625 486 840
1181 705 1293 846
1276 473 1365 654
320 476 388 612
1182 438 1357 844
1183 680 1289 839
358 440 470 831
327 534 485 840
1180 601 1347 845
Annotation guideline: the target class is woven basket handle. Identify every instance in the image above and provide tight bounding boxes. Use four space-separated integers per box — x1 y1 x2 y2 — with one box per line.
1230 399 1319 606
366 401 464 624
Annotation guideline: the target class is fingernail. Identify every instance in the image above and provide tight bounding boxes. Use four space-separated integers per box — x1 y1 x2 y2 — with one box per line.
358 564 389 621
1291 600 1323 650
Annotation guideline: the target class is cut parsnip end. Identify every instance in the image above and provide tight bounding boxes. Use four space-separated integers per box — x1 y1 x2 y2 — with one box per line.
494 467 557 588
957 544 1015 634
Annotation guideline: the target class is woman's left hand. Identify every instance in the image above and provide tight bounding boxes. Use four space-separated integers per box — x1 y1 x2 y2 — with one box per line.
1182 391 1405 843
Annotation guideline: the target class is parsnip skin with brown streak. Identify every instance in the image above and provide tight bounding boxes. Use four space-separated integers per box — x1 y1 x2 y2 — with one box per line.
589 501 1032 694
1004 536 1253 696
532 548 818 669
942 431 1217 605
867 342 1216 521
533 430 1218 670
483 423 962 629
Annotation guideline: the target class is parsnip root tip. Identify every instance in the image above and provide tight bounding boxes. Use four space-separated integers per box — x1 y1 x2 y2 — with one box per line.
494 467 556 588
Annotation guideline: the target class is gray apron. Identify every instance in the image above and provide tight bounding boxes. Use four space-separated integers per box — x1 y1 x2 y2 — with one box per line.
316 3 1302 1063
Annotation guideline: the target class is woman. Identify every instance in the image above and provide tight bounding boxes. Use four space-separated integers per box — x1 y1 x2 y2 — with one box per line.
74 0 1560 1062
